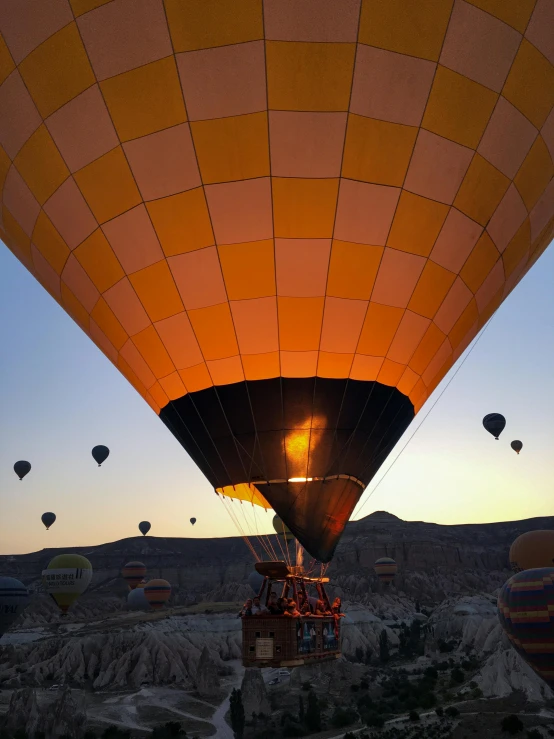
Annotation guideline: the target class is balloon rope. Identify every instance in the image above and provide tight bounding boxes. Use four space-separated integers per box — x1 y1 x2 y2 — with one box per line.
261 529 281 563
219 497 260 562
250 503 280 562
238 503 269 561
354 317 494 519
274 526 291 566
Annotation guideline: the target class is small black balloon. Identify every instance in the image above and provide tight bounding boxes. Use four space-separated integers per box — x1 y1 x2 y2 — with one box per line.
190 518 196 525
138 521 151 536
92 445 110 466
41 512 56 530
511 440 523 454
483 413 506 440
14 461 31 480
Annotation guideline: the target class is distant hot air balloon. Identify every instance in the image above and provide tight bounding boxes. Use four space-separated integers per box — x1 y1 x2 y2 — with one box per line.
2 2 553 565
42 554 92 615
127 587 151 612
138 521 151 536
498 568 554 689
272 515 292 542
0 577 30 639
374 557 398 583
511 440 523 455
122 561 147 590
92 445 110 466
248 570 265 596
509 531 554 572
144 579 171 611
483 414 506 440
13 461 31 481
190 518 196 526
41 512 56 530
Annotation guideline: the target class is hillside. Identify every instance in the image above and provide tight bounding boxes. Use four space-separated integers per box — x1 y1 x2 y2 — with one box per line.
1 512 551 605
2 513 554 738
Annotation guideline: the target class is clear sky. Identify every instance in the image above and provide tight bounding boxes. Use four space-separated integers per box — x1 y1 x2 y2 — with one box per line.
1 242 553 555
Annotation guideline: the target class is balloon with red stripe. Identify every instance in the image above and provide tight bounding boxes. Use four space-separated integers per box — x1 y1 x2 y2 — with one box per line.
144 579 171 611
498 568 554 688
122 561 147 590
374 557 398 583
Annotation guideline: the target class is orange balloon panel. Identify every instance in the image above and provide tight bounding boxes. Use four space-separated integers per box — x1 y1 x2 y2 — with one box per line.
0 1 553 561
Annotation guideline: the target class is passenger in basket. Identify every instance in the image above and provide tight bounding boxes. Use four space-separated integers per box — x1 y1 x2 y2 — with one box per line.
314 599 328 616
298 593 312 615
331 597 344 638
284 600 301 617
267 592 283 615
238 598 253 618
251 596 268 615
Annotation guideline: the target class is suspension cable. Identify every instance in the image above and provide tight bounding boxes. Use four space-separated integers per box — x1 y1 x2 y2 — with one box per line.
355 317 494 518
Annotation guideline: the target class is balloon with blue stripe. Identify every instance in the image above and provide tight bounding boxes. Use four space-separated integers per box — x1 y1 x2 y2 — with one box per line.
0 577 30 639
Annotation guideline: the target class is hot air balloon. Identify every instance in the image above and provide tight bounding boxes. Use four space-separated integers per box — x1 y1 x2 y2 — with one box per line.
144 579 171 611
511 440 523 454
0 577 30 639
13 461 31 481
1 3 553 564
138 521 151 536
374 557 398 583
91 445 110 466
127 586 151 612
272 515 292 541
483 414 506 440
509 531 554 572
248 569 265 596
121 561 146 590
190 518 196 526
41 512 56 530
498 568 554 689
42 554 92 615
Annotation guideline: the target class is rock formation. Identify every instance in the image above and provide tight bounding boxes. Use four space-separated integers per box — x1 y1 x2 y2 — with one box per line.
3 686 39 734
240 668 270 719
195 644 221 697
41 687 87 739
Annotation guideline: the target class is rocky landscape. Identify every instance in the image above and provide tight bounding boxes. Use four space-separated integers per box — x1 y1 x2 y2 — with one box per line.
1 511 554 738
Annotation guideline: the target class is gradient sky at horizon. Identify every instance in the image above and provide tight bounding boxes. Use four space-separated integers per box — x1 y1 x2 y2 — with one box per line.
1 241 554 555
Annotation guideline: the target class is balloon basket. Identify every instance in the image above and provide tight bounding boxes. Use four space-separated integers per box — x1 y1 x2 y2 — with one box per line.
242 561 340 668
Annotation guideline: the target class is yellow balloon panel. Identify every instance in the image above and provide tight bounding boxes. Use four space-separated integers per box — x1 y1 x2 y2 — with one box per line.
0 0 553 420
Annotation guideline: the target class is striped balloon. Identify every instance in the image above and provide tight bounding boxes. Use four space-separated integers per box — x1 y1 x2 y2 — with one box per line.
0 577 30 639
122 561 147 590
374 557 398 583
498 568 554 688
144 579 171 611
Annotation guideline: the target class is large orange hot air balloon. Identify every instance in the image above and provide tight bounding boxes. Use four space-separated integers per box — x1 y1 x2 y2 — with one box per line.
1 1 553 562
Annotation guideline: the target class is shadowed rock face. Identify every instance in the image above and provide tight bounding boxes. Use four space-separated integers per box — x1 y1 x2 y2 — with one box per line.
241 668 270 719
4 686 39 734
0 513 551 610
4 686 86 738
196 645 221 697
